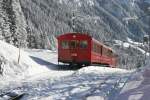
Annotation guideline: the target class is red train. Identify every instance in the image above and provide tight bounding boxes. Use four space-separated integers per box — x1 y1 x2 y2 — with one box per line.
57 33 117 67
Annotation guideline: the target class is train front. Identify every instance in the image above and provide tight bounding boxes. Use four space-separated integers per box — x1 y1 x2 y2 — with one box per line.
57 33 91 66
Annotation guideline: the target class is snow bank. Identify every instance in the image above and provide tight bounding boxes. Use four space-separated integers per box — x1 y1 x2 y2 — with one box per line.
0 40 50 84
117 61 150 100
76 66 130 75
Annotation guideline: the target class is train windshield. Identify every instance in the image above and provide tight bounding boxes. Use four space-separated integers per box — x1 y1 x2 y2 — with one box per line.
61 41 69 49
80 41 88 48
61 40 88 49
70 40 77 49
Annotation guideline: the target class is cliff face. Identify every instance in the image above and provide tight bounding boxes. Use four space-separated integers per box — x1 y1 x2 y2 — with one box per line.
0 0 27 47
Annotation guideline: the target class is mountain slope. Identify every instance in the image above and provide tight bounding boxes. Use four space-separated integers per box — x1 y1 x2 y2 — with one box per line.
20 0 149 48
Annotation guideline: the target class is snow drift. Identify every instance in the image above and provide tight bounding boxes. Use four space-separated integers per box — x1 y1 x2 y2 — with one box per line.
0 40 50 84
116 61 150 100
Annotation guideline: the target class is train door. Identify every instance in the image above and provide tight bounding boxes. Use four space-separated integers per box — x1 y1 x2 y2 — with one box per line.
69 40 78 63
78 40 89 65
59 40 70 62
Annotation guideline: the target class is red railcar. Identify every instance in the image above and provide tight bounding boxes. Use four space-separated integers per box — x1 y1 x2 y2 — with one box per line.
57 33 117 67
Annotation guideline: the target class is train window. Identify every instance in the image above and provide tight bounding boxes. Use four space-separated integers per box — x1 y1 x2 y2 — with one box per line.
98 46 101 54
107 50 112 57
96 45 98 53
80 41 88 48
93 43 97 52
70 41 77 48
110 51 113 57
61 41 69 49
102 47 107 55
92 44 95 51
100 46 103 54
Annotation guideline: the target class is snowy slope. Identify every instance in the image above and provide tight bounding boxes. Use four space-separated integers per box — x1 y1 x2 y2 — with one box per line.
0 40 51 87
0 40 75 89
20 0 149 49
116 62 150 100
0 40 75 100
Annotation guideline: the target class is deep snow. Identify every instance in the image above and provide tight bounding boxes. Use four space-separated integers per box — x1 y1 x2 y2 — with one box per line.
23 49 131 100
0 40 49 88
0 40 74 99
0 40 150 100
116 63 150 100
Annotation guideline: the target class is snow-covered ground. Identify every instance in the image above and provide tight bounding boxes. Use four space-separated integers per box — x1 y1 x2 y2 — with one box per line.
116 63 150 100
1 40 150 100
22 49 131 100
0 41 49 88
0 41 74 99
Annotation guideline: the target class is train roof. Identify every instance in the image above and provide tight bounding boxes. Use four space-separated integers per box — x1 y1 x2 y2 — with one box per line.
57 32 91 38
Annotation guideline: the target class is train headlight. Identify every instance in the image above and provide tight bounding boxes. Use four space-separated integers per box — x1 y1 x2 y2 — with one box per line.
71 53 77 56
73 35 76 38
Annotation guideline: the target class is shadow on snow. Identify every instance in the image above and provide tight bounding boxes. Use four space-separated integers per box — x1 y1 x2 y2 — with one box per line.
30 56 83 71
